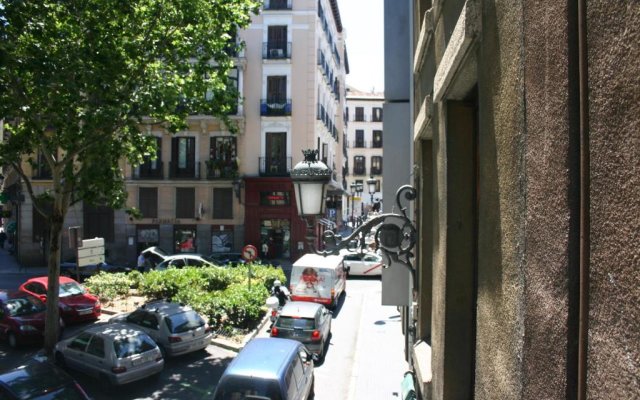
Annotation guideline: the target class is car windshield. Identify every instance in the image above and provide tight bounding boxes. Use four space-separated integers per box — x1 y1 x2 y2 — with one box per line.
113 334 157 358
214 377 282 400
165 310 205 334
59 282 85 297
275 316 315 330
5 296 46 316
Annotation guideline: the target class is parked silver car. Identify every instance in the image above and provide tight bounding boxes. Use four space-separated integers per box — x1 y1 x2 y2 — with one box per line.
54 323 164 388
270 301 332 360
109 300 213 358
154 254 217 271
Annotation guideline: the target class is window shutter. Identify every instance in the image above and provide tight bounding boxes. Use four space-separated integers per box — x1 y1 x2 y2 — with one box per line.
176 188 195 218
213 188 233 219
139 188 158 218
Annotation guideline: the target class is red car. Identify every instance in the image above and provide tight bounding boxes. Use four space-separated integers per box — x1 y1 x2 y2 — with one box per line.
19 276 101 324
0 290 48 348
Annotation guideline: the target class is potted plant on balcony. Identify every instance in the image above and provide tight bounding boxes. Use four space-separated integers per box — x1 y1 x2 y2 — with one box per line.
206 159 223 178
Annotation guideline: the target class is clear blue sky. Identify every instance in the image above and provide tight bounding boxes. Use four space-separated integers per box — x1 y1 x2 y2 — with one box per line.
338 0 384 93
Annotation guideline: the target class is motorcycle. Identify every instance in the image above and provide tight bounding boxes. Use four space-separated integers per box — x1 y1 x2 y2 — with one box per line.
266 288 291 323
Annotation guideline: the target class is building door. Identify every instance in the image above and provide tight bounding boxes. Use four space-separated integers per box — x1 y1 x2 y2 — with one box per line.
266 132 287 174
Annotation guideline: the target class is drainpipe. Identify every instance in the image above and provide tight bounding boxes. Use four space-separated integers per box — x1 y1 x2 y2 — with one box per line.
577 0 590 398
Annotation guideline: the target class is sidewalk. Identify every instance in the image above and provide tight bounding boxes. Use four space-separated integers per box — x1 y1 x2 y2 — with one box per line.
0 246 48 275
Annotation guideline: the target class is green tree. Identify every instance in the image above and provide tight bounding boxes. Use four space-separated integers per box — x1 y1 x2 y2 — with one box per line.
0 0 259 357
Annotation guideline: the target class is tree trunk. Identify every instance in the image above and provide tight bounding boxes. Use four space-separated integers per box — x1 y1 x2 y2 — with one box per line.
43 213 64 358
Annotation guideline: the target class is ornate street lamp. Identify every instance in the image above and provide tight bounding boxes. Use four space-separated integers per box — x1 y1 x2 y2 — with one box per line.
367 175 377 208
291 149 332 251
291 150 418 286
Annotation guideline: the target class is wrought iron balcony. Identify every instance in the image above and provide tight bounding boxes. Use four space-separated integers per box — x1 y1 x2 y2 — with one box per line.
169 161 201 180
259 157 292 177
133 161 164 180
205 160 238 180
262 42 292 59
263 0 292 10
261 98 292 116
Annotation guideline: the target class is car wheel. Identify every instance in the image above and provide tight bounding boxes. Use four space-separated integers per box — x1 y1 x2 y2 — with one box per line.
7 332 18 348
55 352 66 368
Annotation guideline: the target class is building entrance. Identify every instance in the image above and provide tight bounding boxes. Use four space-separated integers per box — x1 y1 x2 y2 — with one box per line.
260 219 290 260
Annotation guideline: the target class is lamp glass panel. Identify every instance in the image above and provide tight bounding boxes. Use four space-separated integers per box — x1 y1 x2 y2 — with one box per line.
297 182 326 216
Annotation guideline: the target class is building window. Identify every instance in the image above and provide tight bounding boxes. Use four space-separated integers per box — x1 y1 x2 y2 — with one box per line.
355 130 365 148
260 191 291 206
211 228 234 253
175 187 195 218
213 188 233 219
136 225 159 254
262 76 290 116
208 137 238 179
355 107 364 121
353 156 366 175
373 130 383 148
174 226 196 253
139 187 158 218
32 202 52 243
32 151 52 180
371 156 383 175
266 25 288 58
170 137 196 178
83 204 114 242
372 107 383 122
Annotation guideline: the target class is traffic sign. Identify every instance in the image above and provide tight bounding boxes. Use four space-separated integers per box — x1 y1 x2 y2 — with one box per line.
78 237 105 267
242 244 258 262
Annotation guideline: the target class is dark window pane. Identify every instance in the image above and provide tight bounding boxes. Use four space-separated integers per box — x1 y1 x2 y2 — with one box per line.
176 188 195 218
139 188 158 218
83 204 114 242
213 188 233 219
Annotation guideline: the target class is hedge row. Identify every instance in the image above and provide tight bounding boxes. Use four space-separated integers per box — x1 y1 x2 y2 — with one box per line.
84 264 286 333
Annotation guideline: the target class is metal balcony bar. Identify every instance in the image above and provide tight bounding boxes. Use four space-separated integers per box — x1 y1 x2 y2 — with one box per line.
260 98 292 116
133 161 164 180
264 0 292 10
259 157 292 177
263 42 292 59
169 161 201 180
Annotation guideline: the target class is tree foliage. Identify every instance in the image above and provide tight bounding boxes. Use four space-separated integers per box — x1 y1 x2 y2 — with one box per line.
0 0 260 356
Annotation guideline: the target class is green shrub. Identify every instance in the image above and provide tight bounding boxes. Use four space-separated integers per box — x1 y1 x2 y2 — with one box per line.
226 264 286 291
127 270 144 289
84 272 132 303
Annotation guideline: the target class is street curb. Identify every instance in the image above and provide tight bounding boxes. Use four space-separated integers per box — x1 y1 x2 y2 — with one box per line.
210 313 271 353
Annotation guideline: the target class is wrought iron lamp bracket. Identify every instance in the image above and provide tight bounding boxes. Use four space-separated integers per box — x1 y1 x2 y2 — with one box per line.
310 185 418 284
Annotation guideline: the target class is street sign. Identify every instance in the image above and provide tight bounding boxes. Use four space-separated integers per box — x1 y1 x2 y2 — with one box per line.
242 244 258 262
78 238 105 267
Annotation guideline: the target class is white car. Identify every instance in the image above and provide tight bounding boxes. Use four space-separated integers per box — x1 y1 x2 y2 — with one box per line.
154 254 217 270
109 300 213 358
54 323 164 388
341 250 384 276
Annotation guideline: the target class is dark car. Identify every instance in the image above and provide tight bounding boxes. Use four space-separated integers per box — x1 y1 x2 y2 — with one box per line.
208 252 246 267
270 301 332 360
0 290 49 348
213 338 315 400
19 276 101 324
0 359 90 400
60 260 131 281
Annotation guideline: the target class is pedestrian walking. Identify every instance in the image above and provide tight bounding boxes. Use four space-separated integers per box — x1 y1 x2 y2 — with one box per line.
0 228 6 250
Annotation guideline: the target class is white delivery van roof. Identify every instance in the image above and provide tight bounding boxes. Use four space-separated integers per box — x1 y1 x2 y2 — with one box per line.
292 253 343 269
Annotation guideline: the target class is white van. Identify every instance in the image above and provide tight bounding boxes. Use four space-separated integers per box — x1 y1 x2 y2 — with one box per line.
290 253 347 309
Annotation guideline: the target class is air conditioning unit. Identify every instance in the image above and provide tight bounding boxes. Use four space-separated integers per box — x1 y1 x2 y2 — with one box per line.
269 48 284 58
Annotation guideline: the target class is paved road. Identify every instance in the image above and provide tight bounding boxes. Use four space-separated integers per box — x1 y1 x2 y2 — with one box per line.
1 277 407 399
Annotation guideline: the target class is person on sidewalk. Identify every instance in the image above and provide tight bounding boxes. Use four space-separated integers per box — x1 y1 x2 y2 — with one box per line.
0 229 6 250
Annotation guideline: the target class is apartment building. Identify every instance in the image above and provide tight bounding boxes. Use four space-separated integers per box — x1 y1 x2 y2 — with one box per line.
344 87 384 223
3 0 348 267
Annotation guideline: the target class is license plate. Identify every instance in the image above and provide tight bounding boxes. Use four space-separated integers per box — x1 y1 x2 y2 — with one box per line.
77 309 92 315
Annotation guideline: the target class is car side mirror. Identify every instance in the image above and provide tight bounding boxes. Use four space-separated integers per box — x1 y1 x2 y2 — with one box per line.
310 353 319 362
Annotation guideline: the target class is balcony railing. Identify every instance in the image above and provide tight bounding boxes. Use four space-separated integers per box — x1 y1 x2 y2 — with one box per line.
133 161 164 180
259 157 292 177
169 161 201 179
264 0 292 10
353 168 367 176
261 98 292 116
205 160 238 180
263 42 292 59
32 168 52 180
